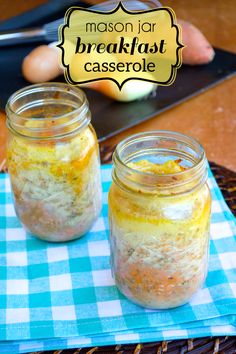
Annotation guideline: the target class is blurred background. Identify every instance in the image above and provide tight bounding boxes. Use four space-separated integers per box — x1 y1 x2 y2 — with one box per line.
0 0 235 171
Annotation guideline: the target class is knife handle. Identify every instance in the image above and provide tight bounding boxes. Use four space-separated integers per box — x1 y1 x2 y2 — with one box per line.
0 27 46 46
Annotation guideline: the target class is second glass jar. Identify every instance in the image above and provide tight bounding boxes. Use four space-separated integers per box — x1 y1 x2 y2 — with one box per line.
108 131 211 309
6 83 102 242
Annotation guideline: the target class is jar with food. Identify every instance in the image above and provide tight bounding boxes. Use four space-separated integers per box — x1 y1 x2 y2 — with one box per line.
108 131 211 309
6 83 102 242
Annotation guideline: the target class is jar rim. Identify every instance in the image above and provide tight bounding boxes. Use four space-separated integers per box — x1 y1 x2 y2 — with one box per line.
114 130 205 175
6 82 87 120
6 83 90 140
112 131 207 195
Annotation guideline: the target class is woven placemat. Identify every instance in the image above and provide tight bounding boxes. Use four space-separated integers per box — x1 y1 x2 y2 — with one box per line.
30 337 236 354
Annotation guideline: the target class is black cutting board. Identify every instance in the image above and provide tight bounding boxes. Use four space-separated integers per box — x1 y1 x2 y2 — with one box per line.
1 0 236 142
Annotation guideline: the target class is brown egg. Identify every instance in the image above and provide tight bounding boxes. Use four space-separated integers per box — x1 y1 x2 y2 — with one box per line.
22 45 63 83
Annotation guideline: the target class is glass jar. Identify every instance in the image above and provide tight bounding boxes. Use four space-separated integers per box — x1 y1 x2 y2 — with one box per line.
6 83 102 242
108 131 211 309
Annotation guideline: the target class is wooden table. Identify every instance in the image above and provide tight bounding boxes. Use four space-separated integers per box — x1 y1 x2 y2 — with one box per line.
0 0 236 171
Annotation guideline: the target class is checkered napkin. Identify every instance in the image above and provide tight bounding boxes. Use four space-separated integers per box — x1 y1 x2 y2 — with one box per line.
0 165 235 354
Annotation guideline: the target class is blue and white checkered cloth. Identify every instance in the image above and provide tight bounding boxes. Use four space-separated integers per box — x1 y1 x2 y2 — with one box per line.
0 165 235 354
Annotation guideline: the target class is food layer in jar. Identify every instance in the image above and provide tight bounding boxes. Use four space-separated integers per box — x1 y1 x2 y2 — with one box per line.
8 126 102 241
109 159 211 308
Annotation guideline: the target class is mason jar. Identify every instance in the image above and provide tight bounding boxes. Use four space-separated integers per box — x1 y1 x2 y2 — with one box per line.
108 131 211 309
6 83 102 242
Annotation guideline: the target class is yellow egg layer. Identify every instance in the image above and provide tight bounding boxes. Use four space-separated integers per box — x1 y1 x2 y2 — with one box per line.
109 159 211 236
7 125 98 195
128 159 185 174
